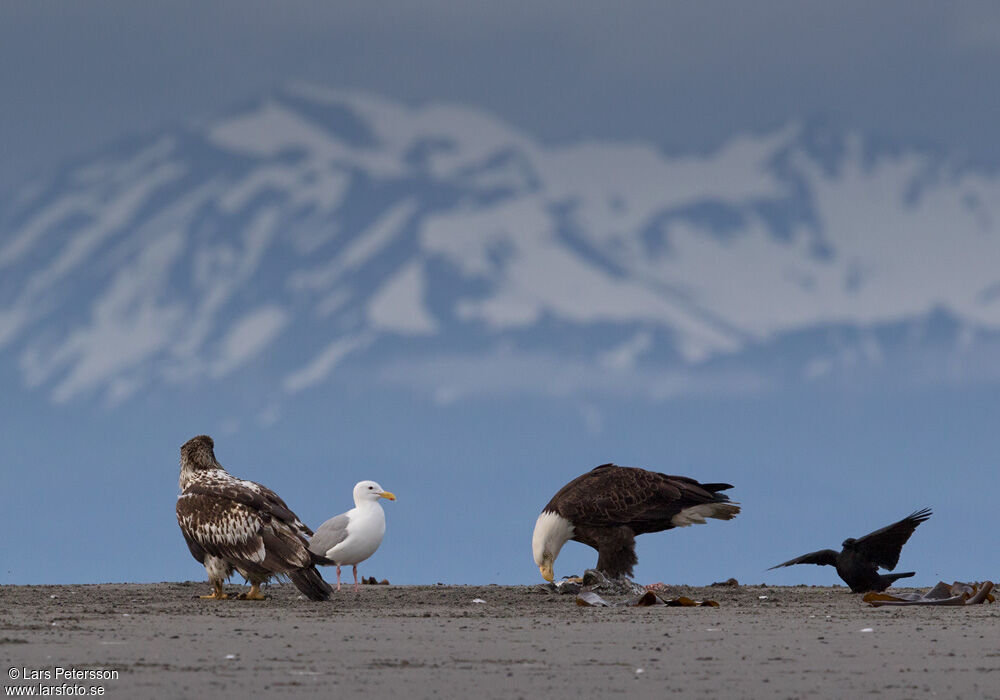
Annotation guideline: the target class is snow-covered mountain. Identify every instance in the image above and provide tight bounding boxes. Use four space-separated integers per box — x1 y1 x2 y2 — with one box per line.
3 82 1000 411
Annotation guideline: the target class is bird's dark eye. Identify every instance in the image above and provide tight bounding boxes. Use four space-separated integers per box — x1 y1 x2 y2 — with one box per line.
368 486 373 489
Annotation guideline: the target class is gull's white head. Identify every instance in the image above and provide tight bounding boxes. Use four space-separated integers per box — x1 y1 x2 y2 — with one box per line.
353 480 397 505
531 510 574 582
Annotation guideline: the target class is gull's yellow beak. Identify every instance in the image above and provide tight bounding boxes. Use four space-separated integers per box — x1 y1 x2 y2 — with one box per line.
539 563 554 582
379 491 397 501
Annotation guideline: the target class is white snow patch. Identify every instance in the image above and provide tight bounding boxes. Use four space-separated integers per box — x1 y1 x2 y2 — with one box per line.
0 194 94 270
283 333 374 393
314 288 352 318
368 262 437 335
219 164 350 215
803 357 834 380
176 207 280 358
288 199 416 293
208 99 402 177
24 230 187 403
211 305 289 377
600 331 653 371
376 348 769 402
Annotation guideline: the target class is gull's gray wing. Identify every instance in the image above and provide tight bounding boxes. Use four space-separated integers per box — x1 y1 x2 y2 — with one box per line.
768 549 840 569
308 513 351 558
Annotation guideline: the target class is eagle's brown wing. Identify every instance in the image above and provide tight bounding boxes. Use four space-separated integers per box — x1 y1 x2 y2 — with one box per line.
176 483 316 578
547 464 733 533
245 480 315 536
179 524 209 564
182 478 313 533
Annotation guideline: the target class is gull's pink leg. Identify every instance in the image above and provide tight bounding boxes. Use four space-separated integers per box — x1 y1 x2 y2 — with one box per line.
353 565 359 593
336 565 342 592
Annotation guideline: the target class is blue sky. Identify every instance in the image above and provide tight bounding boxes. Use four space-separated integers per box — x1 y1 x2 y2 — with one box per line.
4 0 1000 190
2 1 999 589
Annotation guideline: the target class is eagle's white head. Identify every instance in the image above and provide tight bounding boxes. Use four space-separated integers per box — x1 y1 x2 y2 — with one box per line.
532 510 574 582
353 480 397 506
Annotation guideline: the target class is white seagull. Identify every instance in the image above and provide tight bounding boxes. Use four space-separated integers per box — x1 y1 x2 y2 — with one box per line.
308 480 396 592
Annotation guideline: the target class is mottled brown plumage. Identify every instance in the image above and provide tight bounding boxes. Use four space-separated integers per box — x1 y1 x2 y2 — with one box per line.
176 435 332 601
533 463 740 580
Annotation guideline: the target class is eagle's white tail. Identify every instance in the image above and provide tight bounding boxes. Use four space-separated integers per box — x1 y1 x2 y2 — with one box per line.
671 502 741 527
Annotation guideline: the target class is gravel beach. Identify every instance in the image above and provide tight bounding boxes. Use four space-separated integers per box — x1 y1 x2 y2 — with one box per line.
2 582 998 699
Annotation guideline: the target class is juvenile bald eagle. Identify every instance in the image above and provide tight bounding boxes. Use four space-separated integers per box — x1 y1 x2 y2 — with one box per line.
769 507 931 592
532 463 740 581
175 435 332 601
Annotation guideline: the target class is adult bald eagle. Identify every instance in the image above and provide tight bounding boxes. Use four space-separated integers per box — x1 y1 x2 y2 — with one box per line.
769 507 931 592
532 464 740 581
175 435 332 601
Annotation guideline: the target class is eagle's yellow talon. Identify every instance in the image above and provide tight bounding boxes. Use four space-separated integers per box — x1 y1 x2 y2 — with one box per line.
237 583 268 601
200 582 229 599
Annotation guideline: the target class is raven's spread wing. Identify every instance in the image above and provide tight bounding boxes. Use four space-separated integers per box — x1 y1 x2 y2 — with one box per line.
853 507 932 570
768 549 840 569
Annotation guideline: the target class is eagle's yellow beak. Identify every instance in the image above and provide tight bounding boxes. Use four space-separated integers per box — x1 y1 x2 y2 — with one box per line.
379 491 397 501
539 563 554 582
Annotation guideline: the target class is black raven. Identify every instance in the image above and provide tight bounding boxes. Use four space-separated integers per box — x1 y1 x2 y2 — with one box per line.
769 508 932 593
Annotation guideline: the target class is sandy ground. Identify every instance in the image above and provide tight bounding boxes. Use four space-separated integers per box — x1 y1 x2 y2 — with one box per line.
1 581 998 699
